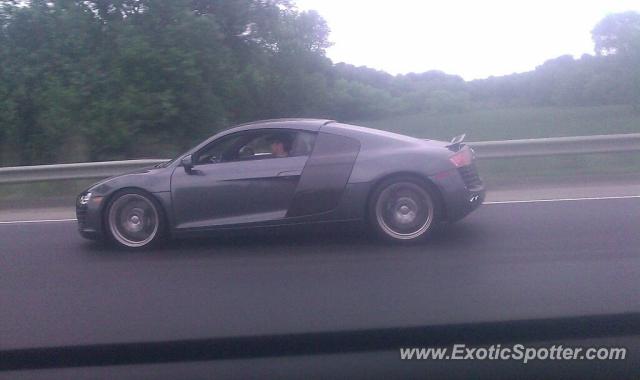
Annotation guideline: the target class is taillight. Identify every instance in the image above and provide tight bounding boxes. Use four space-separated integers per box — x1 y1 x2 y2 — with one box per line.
449 149 473 167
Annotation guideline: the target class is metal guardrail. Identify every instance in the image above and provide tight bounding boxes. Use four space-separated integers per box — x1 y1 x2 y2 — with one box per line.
0 159 168 184
470 133 640 159
1 133 639 184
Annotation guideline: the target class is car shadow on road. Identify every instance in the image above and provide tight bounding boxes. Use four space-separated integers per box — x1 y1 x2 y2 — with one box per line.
82 220 486 261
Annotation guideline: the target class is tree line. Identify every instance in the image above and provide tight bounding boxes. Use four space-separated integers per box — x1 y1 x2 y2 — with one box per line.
1 1 639 165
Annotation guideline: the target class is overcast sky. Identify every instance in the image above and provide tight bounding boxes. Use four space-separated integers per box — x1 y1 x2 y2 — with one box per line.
295 0 640 80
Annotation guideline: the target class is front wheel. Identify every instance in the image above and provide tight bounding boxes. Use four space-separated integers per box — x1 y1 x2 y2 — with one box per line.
369 178 437 243
105 190 166 249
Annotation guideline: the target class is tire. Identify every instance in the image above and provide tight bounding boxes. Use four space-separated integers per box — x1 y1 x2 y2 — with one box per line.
104 189 166 250
368 177 438 243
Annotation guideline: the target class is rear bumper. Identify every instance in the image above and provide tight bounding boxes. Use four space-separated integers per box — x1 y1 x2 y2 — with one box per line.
446 184 485 222
430 168 485 222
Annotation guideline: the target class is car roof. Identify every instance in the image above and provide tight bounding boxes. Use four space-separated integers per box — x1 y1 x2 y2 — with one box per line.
218 118 424 146
231 118 335 132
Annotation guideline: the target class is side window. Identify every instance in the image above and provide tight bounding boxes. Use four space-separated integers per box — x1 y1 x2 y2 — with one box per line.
289 131 316 157
193 133 246 165
194 130 316 165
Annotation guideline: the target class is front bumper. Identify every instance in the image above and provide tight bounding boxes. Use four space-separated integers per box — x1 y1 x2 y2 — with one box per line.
76 196 104 240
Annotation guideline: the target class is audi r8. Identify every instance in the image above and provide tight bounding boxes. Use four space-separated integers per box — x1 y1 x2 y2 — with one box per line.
76 119 484 249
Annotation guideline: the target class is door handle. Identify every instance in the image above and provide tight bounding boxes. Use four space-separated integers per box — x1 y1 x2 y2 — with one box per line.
277 170 302 177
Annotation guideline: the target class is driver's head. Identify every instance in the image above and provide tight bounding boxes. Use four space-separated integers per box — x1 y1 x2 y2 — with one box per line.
268 133 292 157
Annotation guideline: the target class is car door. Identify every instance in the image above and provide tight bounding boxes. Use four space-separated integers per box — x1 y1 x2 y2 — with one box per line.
171 129 313 230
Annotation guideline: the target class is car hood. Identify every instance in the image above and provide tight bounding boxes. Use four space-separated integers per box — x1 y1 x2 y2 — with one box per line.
84 165 173 195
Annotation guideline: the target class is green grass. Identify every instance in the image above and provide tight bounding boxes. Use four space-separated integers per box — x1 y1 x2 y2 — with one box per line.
357 104 640 141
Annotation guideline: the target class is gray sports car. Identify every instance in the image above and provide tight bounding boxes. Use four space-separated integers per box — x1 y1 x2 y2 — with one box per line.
76 119 484 249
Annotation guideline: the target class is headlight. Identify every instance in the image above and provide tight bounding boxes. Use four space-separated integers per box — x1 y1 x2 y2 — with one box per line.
79 192 92 205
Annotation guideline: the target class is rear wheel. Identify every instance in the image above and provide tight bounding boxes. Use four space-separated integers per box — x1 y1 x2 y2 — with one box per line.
105 190 165 249
369 177 437 243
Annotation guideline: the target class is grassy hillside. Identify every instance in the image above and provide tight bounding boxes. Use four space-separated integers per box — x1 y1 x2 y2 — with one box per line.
357 105 640 141
357 104 640 185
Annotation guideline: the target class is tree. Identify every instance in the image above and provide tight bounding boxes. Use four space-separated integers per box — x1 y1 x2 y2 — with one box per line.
592 11 640 108
592 11 640 57
0 0 340 165
3 2 640 166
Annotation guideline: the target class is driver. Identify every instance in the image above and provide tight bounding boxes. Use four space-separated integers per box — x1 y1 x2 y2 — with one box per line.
268 133 293 158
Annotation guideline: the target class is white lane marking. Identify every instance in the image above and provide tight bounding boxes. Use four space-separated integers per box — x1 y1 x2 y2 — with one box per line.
0 218 77 225
485 195 640 205
0 195 638 225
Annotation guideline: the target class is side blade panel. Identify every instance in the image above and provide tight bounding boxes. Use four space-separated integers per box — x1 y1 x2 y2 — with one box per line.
286 133 360 217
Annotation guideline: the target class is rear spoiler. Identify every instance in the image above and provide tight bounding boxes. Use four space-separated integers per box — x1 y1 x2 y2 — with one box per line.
446 133 466 151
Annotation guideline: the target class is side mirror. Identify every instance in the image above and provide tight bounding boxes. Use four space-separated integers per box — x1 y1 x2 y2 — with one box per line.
181 154 194 173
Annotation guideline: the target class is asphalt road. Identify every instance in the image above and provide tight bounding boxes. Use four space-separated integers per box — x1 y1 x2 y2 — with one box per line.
2 192 639 354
